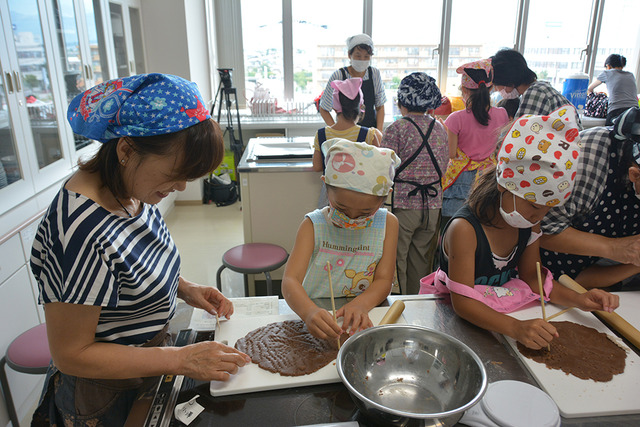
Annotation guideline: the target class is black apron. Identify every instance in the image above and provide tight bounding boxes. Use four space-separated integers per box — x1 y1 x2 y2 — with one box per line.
391 117 442 212
541 140 640 278
339 66 377 128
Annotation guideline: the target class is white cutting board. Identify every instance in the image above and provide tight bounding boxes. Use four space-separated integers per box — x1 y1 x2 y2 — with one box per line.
505 304 640 418
611 291 640 331
210 306 403 396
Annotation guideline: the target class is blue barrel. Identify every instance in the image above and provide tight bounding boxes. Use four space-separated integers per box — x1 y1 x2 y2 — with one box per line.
562 73 589 113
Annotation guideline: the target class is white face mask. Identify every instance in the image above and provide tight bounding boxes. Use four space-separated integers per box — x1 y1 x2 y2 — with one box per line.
350 59 370 73
499 192 540 228
499 87 520 100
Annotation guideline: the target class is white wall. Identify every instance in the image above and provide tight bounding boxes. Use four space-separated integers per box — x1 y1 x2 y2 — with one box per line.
140 0 213 203
140 0 189 77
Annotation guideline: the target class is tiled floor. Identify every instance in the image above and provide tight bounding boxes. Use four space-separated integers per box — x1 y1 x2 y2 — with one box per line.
164 201 246 296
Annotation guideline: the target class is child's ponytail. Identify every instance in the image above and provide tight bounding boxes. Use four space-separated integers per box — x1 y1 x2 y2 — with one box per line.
467 82 491 126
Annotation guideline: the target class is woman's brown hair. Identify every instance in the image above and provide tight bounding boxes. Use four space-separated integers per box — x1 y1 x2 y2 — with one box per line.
79 118 224 198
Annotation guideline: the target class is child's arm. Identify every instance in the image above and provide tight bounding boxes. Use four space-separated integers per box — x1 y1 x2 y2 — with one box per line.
312 134 324 172
517 238 619 313
446 219 557 349
336 212 398 334
281 218 342 339
371 128 383 147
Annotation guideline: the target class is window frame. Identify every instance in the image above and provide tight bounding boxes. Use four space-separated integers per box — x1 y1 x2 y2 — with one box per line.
215 0 640 109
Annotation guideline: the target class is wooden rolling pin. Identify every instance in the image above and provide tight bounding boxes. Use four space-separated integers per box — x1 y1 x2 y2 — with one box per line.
379 300 405 325
558 274 640 349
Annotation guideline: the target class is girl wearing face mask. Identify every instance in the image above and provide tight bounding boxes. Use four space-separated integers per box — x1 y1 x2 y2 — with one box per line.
419 105 619 350
318 34 386 129
282 139 400 340
491 49 582 130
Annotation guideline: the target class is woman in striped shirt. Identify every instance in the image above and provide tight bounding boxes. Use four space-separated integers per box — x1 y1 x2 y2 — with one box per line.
30 74 250 426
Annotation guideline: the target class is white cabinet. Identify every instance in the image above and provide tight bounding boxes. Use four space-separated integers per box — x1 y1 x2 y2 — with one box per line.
0 225 44 426
108 0 145 77
0 0 110 216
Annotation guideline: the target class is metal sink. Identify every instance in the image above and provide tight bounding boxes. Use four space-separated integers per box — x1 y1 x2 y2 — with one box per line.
247 137 314 161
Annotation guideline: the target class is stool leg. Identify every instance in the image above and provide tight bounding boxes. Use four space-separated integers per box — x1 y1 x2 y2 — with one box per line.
264 271 273 296
0 357 20 427
215 265 226 292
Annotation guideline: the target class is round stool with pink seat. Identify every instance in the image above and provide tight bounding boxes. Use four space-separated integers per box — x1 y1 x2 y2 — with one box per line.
216 243 289 296
0 323 50 426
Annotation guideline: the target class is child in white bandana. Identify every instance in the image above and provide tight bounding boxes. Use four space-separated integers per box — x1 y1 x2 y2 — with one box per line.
283 139 400 340
420 105 620 350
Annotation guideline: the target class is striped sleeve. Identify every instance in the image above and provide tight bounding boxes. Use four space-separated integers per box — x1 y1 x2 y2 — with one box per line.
371 67 387 107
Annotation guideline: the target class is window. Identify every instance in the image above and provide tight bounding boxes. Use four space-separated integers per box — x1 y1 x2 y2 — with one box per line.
220 0 639 117
241 0 283 104
372 0 442 117
291 0 362 105
447 0 517 95
524 1 592 89
591 0 640 91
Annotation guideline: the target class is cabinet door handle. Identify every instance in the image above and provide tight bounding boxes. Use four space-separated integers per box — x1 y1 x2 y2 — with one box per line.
4 72 13 93
13 71 21 91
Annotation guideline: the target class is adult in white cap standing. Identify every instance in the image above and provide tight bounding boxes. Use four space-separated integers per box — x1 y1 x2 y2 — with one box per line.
318 33 387 130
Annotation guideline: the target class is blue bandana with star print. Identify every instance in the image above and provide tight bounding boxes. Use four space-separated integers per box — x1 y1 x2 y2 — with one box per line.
67 73 211 143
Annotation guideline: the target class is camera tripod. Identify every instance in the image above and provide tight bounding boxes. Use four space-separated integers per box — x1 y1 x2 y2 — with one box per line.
211 79 244 197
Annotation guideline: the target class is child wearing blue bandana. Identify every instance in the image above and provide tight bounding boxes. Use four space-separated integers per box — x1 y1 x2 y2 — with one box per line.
282 138 401 340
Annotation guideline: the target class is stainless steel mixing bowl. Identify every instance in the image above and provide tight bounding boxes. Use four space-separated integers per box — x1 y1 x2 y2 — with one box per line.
337 324 487 426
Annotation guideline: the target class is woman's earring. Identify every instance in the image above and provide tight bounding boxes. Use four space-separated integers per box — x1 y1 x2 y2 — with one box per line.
120 158 126 166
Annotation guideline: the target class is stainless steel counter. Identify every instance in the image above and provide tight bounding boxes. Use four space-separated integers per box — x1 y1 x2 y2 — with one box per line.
237 137 322 294
142 296 640 426
237 136 315 173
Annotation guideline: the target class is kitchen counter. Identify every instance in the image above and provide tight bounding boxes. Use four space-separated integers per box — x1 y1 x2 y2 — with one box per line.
138 296 640 426
237 137 321 295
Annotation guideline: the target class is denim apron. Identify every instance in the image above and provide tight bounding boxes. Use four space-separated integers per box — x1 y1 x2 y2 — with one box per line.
32 325 171 426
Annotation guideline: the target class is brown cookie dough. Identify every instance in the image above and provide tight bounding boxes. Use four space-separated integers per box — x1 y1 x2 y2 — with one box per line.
235 320 338 376
517 321 627 382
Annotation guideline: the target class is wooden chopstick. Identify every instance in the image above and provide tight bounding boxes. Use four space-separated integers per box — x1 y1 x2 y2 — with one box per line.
327 261 340 349
536 262 550 351
546 306 575 321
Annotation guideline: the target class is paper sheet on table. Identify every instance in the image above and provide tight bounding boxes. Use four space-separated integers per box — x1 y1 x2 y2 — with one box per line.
188 296 279 330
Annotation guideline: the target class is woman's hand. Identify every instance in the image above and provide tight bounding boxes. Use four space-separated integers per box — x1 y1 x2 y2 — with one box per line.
304 307 342 340
512 318 558 350
178 279 234 318
180 341 251 381
336 301 373 335
576 288 619 313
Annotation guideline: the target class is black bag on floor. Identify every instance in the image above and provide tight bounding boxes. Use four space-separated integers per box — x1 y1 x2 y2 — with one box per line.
203 175 238 206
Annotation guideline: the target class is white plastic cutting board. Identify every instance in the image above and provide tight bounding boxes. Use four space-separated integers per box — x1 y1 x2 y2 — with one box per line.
611 291 640 331
210 306 403 396
506 304 640 418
